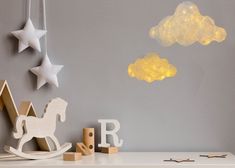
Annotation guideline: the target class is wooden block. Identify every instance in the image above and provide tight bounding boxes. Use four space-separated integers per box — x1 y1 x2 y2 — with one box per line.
101 147 118 154
76 143 92 155
83 128 95 153
63 152 82 161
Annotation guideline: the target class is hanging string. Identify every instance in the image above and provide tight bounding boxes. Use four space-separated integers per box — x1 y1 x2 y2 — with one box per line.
27 0 31 20
42 0 48 55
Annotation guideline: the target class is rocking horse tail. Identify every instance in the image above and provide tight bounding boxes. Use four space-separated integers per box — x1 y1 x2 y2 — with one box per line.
13 116 26 139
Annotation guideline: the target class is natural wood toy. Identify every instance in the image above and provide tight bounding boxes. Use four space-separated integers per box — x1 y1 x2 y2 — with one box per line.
83 128 95 153
63 152 82 161
4 97 72 159
101 147 118 154
0 80 50 151
200 154 227 158
76 143 92 156
164 158 195 163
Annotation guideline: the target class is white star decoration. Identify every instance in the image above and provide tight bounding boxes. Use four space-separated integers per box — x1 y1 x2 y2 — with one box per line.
11 19 46 53
30 54 64 89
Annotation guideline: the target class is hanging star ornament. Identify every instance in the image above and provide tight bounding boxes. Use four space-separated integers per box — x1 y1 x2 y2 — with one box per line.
11 19 47 53
30 54 64 89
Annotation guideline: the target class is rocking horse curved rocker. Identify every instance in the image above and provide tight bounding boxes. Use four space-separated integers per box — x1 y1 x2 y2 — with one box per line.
4 97 72 160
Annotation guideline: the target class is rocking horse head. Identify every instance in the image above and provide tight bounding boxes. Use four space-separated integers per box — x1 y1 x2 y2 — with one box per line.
44 97 68 122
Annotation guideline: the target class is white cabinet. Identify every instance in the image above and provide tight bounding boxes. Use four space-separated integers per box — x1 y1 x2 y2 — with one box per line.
0 152 235 168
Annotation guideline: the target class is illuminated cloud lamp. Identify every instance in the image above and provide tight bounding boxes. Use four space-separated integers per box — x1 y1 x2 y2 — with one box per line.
149 1 227 46
128 53 177 83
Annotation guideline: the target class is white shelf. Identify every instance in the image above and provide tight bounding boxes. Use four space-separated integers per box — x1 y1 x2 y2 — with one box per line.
0 152 235 168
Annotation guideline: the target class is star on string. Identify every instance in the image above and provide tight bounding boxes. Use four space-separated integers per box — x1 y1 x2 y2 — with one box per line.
11 19 46 53
30 54 64 89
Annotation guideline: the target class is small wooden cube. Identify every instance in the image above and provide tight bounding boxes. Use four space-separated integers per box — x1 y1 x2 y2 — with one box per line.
63 152 82 161
101 147 118 154
76 143 92 155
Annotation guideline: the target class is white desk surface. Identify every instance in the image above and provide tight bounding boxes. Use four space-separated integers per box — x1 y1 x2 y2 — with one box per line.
0 152 235 168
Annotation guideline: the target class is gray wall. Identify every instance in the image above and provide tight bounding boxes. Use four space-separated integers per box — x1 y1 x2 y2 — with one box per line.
0 0 235 153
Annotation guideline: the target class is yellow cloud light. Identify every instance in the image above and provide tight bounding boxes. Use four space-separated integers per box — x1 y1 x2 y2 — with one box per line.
128 53 177 83
149 1 227 46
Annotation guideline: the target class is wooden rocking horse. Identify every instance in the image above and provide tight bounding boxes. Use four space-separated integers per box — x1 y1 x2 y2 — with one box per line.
4 97 72 159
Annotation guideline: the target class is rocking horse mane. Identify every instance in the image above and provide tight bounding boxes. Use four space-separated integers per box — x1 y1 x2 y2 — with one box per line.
44 97 68 115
